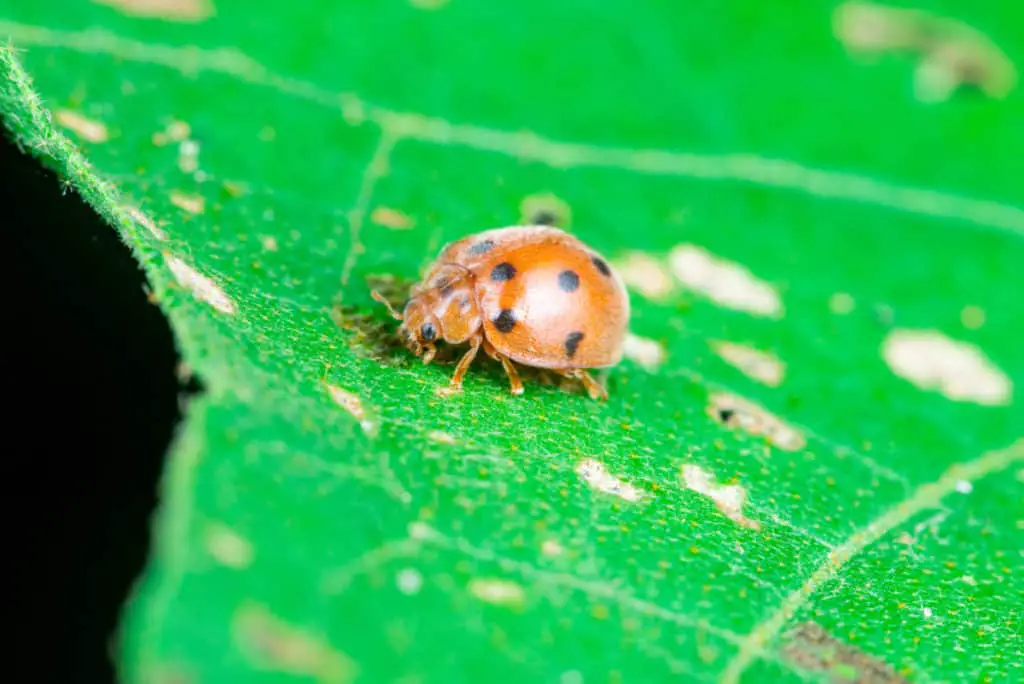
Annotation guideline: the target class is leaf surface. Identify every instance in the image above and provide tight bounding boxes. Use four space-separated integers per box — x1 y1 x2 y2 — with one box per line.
2 2 1022 682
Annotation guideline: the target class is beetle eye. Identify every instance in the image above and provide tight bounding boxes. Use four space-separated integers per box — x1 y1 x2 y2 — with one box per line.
420 322 437 342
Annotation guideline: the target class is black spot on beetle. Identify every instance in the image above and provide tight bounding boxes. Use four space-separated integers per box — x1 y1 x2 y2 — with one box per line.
420 322 437 342
491 262 516 282
558 270 580 293
469 239 496 255
439 283 455 298
564 331 584 358
493 309 517 333
459 295 472 312
592 256 612 277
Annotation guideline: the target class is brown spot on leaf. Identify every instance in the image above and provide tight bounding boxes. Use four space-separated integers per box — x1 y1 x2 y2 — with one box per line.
782 621 908 683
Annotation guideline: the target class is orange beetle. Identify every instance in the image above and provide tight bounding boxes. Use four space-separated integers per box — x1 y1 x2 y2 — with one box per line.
372 225 630 399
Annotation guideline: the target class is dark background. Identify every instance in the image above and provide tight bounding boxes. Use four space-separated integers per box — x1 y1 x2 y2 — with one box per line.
4 129 194 683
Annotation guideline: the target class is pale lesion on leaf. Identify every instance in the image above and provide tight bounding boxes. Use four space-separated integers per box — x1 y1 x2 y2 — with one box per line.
232 602 358 684
323 382 379 436
126 205 168 241
467 577 528 610
164 253 237 314
710 341 785 388
203 522 254 569
169 190 205 214
613 251 675 301
54 108 109 143
370 206 415 230
575 457 647 502
91 0 214 22
668 244 784 319
833 1 1017 102
707 391 806 452
680 464 761 531
881 328 1012 406
622 332 667 371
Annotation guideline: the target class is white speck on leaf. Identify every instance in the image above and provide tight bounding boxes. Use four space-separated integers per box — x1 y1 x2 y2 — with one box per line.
55 109 109 143
955 480 973 494
541 539 564 557
614 251 674 300
711 341 785 387
575 458 645 502
560 672 584 684
681 464 760 530
152 118 191 146
427 430 456 445
622 333 666 371
165 255 236 314
407 521 435 541
923 606 933 618
396 568 423 595
205 523 253 569
709 392 806 451
178 138 200 173
468 578 526 608
260 236 279 252
170 190 205 214
882 329 1012 405
126 206 167 240
668 244 783 318
325 385 378 435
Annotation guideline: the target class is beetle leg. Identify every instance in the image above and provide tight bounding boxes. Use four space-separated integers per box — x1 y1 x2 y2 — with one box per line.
482 339 524 396
552 368 607 401
421 343 437 365
440 332 483 396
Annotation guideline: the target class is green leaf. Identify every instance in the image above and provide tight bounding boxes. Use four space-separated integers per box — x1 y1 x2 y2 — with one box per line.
3 2 1023 682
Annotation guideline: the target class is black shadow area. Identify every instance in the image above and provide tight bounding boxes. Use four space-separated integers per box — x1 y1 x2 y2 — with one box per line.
2 131 196 683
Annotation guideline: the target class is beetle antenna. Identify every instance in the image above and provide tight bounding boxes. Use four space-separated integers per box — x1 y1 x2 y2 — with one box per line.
371 290 404 321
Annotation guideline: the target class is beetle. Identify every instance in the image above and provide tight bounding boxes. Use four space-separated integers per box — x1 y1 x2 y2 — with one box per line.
372 225 630 399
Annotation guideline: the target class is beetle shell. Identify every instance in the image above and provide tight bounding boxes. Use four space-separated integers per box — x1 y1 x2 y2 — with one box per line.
430 225 630 369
